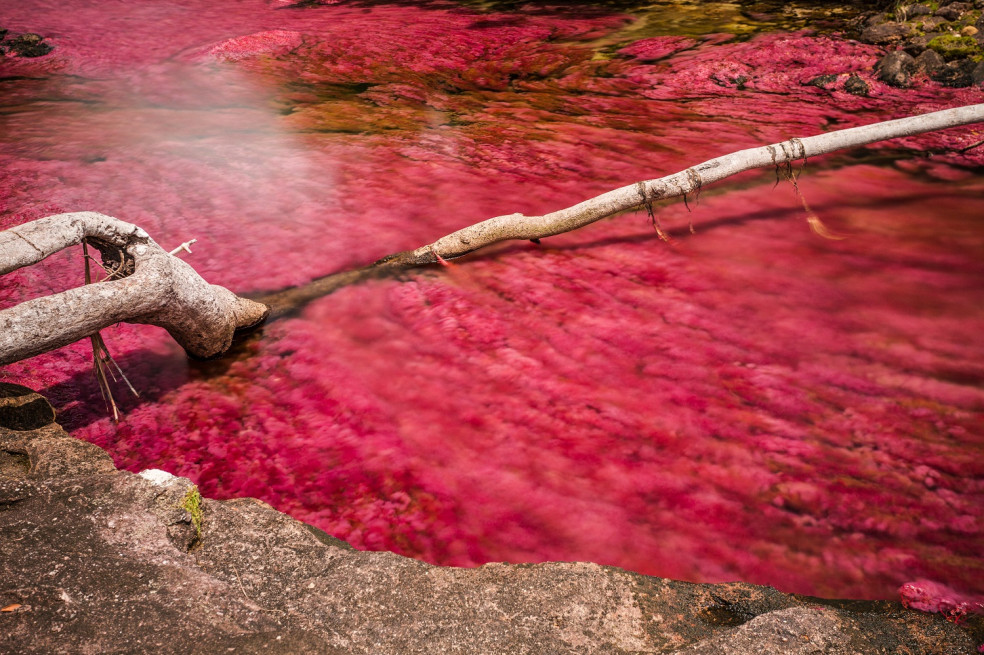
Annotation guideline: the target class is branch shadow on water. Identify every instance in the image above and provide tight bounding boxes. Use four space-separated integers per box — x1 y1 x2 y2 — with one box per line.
37 189 967 432
250 188 960 314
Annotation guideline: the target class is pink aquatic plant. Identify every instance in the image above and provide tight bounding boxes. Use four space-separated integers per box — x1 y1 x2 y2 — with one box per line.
2 0 983 613
900 579 984 624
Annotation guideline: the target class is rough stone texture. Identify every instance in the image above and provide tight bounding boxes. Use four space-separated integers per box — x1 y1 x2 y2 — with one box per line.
1 385 981 654
972 60 984 85
842 73 870 96
860 22 914 44
935 3 970 21
914 48 947 75
932 58 981 86
900 3 933 18
875 50 916 87
917 16 948 32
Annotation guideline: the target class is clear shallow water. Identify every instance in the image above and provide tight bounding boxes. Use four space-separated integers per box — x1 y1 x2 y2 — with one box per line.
2 0 983 614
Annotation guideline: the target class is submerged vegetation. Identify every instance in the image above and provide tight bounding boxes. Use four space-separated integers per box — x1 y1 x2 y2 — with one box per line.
1 0 983 620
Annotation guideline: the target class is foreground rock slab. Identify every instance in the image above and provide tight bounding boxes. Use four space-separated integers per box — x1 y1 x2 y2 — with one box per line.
1 385 981 654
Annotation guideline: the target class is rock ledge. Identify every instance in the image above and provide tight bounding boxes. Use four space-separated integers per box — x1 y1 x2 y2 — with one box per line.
1 384 981 654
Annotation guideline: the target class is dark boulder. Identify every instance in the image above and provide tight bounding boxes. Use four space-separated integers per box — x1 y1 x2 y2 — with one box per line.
972 60 984 85
899 3 933 18
930 58 980 86
875 50 917 87
916 16 949 32
935 2 971 20
903 34 935 53
861 22 914 44
914 48 947 75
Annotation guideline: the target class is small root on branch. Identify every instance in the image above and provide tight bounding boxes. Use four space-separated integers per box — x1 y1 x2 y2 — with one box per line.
82 239 139 421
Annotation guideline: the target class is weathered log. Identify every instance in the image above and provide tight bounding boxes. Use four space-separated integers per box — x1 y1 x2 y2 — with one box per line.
379 104 984 266
0 212 268 365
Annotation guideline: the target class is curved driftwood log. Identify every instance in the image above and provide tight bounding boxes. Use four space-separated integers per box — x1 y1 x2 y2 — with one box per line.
379 104 984 266
0 212 268 366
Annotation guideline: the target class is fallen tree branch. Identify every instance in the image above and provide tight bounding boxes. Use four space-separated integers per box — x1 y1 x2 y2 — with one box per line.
2 106 983 366
376 104 984 267
0 212 268 366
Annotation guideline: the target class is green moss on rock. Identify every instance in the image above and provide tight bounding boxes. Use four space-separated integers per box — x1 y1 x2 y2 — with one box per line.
182 486 205 538
927 33 981 60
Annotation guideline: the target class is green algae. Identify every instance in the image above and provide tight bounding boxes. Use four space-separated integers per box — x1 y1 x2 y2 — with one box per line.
182 486 205 539
927 33 981 60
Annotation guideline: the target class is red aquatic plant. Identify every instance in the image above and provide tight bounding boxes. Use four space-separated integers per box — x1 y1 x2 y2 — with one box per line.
2 0 983 612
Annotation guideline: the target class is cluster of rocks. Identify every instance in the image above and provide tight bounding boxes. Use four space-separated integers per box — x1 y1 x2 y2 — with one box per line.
0 29 53 58
857 0 984 87
805 72 875 96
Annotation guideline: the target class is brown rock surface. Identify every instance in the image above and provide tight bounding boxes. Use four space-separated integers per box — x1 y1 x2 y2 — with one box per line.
1 385 982 654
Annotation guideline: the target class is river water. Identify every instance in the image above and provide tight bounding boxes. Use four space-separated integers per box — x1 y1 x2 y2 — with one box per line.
2 0 983 612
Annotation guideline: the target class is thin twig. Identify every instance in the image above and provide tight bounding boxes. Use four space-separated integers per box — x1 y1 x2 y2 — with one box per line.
957 138 984 153
169 239 197 256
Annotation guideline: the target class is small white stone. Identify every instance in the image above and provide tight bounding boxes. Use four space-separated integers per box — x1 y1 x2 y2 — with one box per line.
134 244 148 256
139 469 176 486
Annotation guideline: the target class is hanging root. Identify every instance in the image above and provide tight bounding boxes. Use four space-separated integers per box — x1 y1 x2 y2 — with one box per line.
89 332 140 422
685 168 702 233
638 182 668 241
1 212 269 368
82 239 139 421
776 139 844 240
768 145 781 188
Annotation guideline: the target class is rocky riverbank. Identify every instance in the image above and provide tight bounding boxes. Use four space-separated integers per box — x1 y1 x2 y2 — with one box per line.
856 0 984 87
2 383 982 654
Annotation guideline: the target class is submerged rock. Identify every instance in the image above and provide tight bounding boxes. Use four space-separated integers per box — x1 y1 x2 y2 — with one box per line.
1 401 981 654
803 73 838 88
5 32 52 58
843 73 870 95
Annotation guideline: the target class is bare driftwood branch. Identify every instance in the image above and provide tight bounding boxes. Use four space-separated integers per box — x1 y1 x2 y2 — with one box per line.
0 212 268 366
377 104 984 267
2 106 983 366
